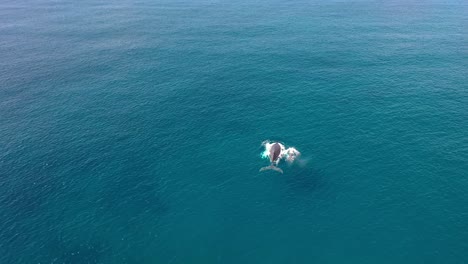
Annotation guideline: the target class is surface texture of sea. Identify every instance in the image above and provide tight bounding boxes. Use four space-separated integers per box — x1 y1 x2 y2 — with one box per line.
1 0 467 263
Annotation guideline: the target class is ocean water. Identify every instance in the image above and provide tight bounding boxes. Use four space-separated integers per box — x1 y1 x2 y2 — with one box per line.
1 0 467 263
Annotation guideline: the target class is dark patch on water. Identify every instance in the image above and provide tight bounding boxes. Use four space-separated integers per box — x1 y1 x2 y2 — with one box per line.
1 180 51 217
41 235 107 264
104 178 168 219
0 164 62 231
0 217 35 263
0 147 75 218
98 159 168 223
283 164 326 194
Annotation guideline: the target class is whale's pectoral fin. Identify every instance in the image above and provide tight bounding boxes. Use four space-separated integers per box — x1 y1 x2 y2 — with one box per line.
259 166 283 174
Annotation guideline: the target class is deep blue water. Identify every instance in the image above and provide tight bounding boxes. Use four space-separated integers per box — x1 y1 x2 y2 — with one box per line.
1 0 468 263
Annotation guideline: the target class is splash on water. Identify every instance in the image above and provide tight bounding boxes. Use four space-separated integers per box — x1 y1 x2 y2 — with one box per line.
261 140 301 164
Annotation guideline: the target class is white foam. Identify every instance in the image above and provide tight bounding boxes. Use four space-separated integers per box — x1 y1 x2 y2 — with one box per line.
261 140 301 164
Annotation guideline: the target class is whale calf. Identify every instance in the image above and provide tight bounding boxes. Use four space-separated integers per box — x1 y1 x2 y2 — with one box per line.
260 142 284 174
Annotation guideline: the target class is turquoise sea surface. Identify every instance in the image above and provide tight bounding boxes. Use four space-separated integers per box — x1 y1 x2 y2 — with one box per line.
1 0 467 263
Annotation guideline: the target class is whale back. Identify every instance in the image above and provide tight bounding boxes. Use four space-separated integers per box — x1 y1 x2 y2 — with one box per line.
270 143 281 163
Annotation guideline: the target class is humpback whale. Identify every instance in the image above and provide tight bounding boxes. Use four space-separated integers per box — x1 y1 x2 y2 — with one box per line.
260 142 284 174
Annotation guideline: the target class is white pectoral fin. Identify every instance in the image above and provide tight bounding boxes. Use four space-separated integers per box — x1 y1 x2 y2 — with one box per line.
259 165 283 174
